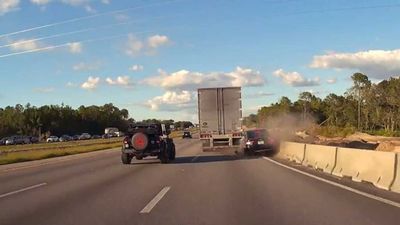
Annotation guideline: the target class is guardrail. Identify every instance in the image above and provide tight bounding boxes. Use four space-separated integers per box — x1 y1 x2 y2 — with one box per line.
277 142 400 193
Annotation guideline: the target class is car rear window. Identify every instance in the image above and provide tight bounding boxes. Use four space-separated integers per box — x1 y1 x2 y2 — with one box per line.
246 130 267 139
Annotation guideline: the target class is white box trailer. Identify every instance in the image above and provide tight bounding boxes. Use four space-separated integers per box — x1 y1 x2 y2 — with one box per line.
198 87 242 151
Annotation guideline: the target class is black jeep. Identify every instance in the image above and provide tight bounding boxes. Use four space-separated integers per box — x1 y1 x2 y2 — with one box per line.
121 123 176 164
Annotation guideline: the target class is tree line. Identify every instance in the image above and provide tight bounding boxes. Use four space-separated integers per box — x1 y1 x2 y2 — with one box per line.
243 73 400 136
0 103 131 138
0 103 195 138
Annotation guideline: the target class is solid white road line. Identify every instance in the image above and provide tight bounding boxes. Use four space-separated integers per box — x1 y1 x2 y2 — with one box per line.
191 155 200 162
263 157 400 208
140 186 171 214
0 183 47 199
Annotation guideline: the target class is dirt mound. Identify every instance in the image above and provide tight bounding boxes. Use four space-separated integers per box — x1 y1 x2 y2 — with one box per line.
376 142 397 152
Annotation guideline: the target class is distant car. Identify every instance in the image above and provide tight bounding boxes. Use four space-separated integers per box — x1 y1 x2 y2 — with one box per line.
0 137 9 145
182 131 192 139
59 135 72 142
46 136 59 143
79 133 91 140
108 132 118 138
29 136 39 143
6 136 31 145
91 135 101 139
241 129 275 155
72 135 80 141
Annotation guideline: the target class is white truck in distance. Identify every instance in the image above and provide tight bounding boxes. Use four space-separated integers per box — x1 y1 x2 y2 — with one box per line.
198 87 242 151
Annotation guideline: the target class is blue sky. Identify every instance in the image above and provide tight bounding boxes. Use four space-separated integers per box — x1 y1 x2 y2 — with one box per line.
1 0 400 121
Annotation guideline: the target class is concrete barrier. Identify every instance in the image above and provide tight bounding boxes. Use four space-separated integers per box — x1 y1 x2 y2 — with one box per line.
332 147 396 190
390 153 400 193
302 144 337 174
278 142 305 163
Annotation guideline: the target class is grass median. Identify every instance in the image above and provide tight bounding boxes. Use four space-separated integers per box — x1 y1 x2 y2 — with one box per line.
0 139 122 165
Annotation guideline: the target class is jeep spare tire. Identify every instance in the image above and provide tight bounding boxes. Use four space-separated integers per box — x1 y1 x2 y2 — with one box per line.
131 132 149 151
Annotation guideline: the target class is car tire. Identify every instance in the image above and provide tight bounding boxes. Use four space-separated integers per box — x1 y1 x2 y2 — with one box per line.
121 153 132 164
135 155 143 160
168 143 176 161
159 143 169 164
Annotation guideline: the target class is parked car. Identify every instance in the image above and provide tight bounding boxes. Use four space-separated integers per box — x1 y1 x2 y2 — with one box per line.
72 135 80 141
59 135 72 142
6 136 31 145
29 136 39 143
79 133 91 140
241 129 275 155
91 135 101 139
46 136 59 143
0 137 9 145
182 131 192 139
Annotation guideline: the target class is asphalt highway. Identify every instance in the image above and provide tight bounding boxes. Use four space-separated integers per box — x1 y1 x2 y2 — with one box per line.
1 137 400 225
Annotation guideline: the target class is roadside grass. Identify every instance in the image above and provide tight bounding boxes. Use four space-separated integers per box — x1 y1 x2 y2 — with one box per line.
315 126 356 138
0 141 122 165
0 138 122 153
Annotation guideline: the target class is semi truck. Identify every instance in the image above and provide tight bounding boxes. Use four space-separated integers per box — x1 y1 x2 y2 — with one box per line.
198 87 243 151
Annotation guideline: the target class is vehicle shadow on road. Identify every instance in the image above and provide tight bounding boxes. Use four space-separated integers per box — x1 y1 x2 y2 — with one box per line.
128 152 277 165
171 153 273 164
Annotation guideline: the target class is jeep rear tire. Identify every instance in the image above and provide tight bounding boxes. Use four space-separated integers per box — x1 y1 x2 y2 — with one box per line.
121 153 132 164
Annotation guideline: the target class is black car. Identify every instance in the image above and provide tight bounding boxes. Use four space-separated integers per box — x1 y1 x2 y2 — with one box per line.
72 135 80 141
241 129 275 155
59 135 72 142
182 131 192 139
121 123 176 164
29 136 39 143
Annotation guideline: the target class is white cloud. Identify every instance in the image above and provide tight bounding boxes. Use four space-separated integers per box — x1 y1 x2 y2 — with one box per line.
125 35 144 56
61 0 89 6
81 76 100 90
115 13 129 21
143 67 265 90
84 5 95 13
0 0 19 15
66 81 77 87
34 87 54 93
327 78 337 84
30 0 51 5
67 42 82 53
273 69 319 87
129 64 143 71
101 0 110 4
147 35 169 48
125 34 170 56
8 39 41 52
73 62 101 71
246 91 274 98
105 76 133 87
310 49 400 79
146 91 195 111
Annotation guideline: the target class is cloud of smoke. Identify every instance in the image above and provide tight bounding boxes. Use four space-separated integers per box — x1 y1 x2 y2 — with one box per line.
259 113 317 143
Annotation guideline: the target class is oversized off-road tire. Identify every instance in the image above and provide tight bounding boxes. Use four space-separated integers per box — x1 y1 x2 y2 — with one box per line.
131 132 148 151
159 142 169 164
121 153 132 164
168 143 176 161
